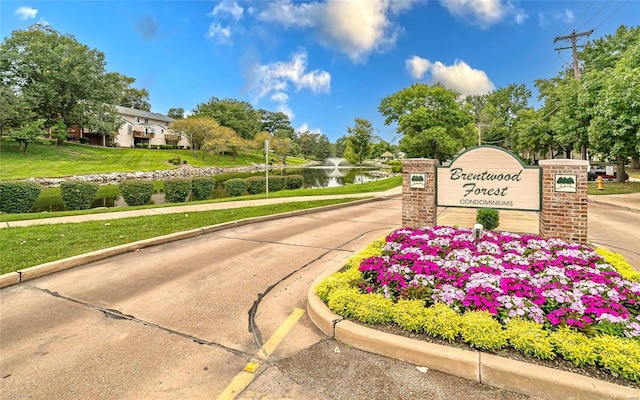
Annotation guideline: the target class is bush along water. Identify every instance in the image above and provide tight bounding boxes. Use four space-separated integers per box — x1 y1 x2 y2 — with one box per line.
60 181 99 210
191 177 215 201
317 226 640 383
0 181 42 213
119 179 154 206
164 178 191 203
224 178 247 197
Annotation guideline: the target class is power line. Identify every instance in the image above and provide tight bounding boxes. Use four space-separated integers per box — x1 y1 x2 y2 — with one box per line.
576 0 612 31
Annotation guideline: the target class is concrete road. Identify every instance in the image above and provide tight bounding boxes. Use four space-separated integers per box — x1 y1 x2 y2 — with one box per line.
1 197 637 400
586 202 640 271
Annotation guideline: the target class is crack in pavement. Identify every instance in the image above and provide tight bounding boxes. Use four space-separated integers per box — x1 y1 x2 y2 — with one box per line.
222 236 353 252
31 286 255 360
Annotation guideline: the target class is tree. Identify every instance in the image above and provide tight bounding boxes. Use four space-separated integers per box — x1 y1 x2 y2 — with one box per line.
346 118 377 166
334 136 348 158
167 108 185 120
297 131 317 160
0 85 31 137
0 24 128 130
171 116 219 157
313 134 332 160
259 109 294 139
51 117 68 145
10 119 45 153
378 83 474 161
510 108 554 163
194 97 261 140
272 137 293 164
480 84 531 147
202 125 237 161
584 38 639 182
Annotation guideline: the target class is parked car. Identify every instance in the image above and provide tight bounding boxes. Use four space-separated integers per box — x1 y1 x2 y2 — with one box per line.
588 165 629 181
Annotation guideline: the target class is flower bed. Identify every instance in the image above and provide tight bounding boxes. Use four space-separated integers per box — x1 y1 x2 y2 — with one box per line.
360 226 640 338
316 227 640 384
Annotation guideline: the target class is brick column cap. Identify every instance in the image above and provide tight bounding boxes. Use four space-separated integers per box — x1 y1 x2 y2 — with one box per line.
539 159 588 166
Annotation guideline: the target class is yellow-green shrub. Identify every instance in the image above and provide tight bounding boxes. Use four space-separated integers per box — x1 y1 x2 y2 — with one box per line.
460 311 507 351
392 299 430 332
593 335 640 383
314 267 363 302
550 327 598 367
595 248 640 282
327 287 362 318
505 319 555 360
352 293 394 324
344 238 385 270
423 303 462 342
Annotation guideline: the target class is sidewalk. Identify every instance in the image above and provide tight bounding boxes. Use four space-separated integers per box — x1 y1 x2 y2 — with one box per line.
1 186 403 229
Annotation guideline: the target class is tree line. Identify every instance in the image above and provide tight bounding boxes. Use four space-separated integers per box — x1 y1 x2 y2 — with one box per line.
2 24 637 180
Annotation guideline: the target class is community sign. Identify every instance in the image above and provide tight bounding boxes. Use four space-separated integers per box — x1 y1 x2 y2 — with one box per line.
436 146 541 211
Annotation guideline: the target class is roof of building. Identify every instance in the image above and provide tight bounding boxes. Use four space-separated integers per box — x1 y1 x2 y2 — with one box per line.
115 105 174 123
381 151 394 157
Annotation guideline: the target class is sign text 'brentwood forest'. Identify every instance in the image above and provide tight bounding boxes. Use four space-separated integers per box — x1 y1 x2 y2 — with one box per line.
436 146 541 211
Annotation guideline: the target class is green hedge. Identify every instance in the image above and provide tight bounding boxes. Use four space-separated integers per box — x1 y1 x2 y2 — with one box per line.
284 175 304 190
267 176 285 192
191 177 215 201
164 178 191 203
246 176 266 194
119 179 154 206
60 181 99 210
79 137 89 144
0 181 42 213
224 178 247 197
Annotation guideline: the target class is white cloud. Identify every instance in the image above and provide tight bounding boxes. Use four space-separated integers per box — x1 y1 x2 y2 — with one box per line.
297 123 322 134
406 56 432 80
14 6 38 20
439 0 527 28
253 50 331 100
250 50 330 121
257 0 419 63
539 9 575 27
406 57 495 96
206 23 232 45
211 0 244 21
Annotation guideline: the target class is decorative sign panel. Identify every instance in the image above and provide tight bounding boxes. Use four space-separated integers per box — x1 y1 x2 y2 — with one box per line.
409 173 426 189
436 146 541 211
554 174 577 193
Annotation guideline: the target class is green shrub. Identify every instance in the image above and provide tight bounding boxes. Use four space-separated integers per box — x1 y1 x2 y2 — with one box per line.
352 293 394 324
268 176 285 192
476 208 500 231
327 287 362 319
0 181 42 213
164 178 191 203
596 248 640 282
150 144 159 149
224 178 247 197
505 319 555 360
392 299 430 332
391 164 402 173
119 179 154 206
79 137 89 144
135 143 144 149
169 155 182 165
284 175 304 190
191 177 215 201
60 181 99 210
246 176 266 194
593 335 640 382
423 303 462 342
550 327 598 367
315 268 364 303
459 311 507 351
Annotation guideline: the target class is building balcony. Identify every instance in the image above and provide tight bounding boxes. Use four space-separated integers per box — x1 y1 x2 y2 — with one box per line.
133 131 154 138
164 134 181 142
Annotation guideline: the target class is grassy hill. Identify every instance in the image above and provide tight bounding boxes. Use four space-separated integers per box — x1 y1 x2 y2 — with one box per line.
0 139 307 180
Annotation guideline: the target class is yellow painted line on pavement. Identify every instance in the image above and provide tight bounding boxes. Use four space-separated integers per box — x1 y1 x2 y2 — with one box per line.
216 308 306 400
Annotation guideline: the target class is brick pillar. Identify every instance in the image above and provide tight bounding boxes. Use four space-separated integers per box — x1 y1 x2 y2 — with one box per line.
538 159 588 244
402 159 437 228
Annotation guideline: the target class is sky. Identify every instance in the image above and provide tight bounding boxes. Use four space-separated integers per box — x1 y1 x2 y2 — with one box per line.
2 0 638 144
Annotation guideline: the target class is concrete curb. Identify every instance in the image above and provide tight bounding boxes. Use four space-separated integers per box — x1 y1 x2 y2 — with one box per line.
306 272 640 400
588 198 640 214
0 196 388 289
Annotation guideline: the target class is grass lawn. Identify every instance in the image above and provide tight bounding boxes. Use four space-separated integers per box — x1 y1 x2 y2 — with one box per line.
587 181 640 195
0 198 361 274
0 139 307 180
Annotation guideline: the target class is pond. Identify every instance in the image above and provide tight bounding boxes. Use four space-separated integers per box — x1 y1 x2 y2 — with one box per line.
31 166 384 212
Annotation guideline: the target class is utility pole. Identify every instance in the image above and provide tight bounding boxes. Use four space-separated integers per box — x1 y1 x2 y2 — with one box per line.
554 29 593 159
